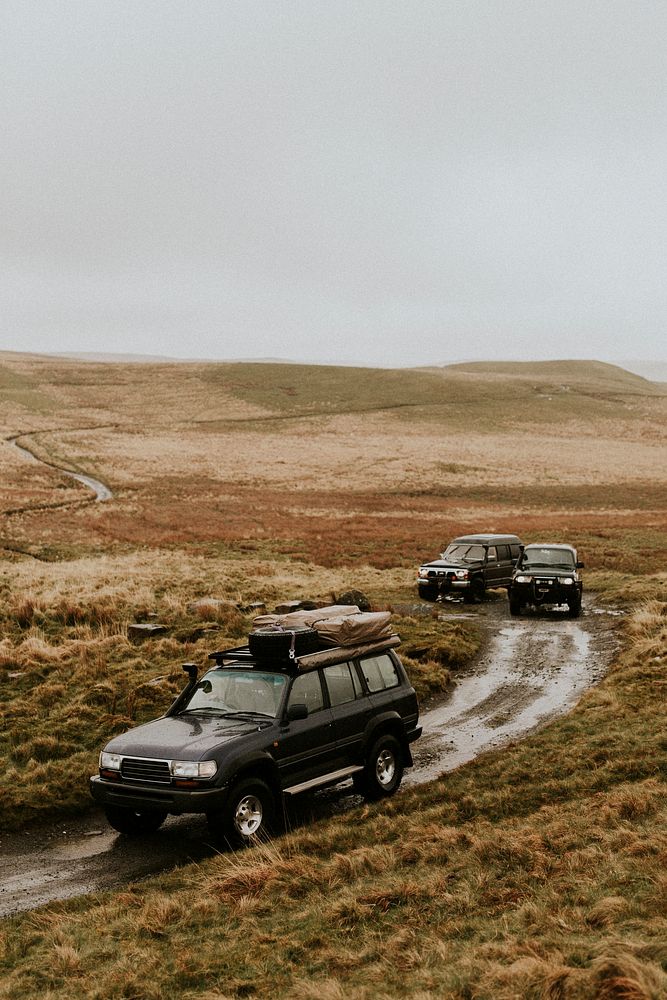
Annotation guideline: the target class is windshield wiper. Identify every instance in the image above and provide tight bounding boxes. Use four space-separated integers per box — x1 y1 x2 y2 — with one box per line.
179 706 227 715
218 711 275 721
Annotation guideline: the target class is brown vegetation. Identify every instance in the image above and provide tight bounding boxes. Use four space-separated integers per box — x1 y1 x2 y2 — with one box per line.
1 353 666 997
0 596 665 999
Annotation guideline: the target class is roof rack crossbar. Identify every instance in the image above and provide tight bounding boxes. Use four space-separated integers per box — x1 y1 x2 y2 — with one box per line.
208 646 254 665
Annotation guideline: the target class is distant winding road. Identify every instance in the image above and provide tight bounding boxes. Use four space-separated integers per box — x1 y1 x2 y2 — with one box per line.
7 431 113 502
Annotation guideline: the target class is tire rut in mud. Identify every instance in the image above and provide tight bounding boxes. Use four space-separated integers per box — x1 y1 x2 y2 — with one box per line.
406 592 619 783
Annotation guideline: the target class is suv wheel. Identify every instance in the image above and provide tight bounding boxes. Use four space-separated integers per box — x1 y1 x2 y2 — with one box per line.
418 584 438 602
463 579 485 604
217 778 275 847
358 735 404 800
104 805 167 835
567 597 582 619
509 595 522 616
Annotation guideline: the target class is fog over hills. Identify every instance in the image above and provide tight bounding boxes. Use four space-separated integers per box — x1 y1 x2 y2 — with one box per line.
45 352 667 385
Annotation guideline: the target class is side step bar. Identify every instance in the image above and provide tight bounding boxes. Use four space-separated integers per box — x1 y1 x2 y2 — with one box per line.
283 764 364 796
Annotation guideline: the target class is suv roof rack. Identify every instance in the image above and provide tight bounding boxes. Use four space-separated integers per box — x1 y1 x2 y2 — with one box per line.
208 645 256 666
207 634 402 672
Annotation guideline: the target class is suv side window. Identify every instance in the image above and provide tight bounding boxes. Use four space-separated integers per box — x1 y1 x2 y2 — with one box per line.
486 546 498 562
288 671 324 713
496 544 510 561
323 662 360 706
360 654 399 693
510 544 521 561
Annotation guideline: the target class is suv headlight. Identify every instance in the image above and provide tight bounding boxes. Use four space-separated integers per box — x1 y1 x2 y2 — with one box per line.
515 575 532 584
418 568 429 578
170 760 218 779
561 577 574 585
100 751 122 770
454 570 468 579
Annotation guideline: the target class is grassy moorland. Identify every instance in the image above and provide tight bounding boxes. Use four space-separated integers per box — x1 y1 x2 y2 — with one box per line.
0 551 474 831
0 353 666 998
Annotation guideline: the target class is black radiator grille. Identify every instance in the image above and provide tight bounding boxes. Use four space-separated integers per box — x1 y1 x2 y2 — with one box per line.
120 757 171 783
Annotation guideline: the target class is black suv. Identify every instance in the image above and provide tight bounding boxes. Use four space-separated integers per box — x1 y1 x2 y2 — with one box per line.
508 543 584 618
90 637 421 845
417 533 523 603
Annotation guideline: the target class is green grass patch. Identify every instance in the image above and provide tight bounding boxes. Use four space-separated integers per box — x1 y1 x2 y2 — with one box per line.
0 364 55 415
197 359 663 432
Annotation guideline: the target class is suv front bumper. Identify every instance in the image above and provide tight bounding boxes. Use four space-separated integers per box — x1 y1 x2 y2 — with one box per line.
418 577 469 593
510 581 580 605
90 774 229 815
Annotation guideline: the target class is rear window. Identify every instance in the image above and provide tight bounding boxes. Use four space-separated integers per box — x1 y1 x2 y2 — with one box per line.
360 654 399 693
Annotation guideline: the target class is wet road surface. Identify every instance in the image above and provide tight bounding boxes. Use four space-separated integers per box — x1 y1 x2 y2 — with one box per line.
0 594 619 917
8 434 113 502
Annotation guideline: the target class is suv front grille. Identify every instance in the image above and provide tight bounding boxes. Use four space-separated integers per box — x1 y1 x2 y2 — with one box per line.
120 757 171 783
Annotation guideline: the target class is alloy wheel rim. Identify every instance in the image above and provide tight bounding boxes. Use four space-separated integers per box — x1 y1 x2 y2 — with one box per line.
376 749 396 786
234 794 263 836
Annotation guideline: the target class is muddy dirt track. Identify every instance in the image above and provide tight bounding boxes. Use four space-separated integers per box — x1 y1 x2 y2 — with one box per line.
0 594 619 918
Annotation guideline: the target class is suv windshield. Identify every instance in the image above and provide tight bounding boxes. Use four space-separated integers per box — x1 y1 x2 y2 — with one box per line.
521 547 575 570
181 669 287 718
441 543 485 562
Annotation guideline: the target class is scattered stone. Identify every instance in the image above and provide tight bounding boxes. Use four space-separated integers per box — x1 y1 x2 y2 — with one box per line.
273 600 308 614
8 671 25 679
335 589 372 612
128 623 168 641
240 601 266 614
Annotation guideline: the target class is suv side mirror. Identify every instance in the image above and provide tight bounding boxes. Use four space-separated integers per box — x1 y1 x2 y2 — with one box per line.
286 703 308 722
576 561 585 569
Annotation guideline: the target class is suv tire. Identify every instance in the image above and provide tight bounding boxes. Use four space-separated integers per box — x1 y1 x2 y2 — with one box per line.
248 627 320 662
104 805 167 835
567 597 581 619
509 596 522 616
463 579 485 604
418 584 438 603
358 735 404 800
217 777 275 847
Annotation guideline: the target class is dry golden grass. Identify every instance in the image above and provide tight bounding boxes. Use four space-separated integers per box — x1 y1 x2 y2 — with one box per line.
0 548 471 829
1 353 666 997
1 353 665 570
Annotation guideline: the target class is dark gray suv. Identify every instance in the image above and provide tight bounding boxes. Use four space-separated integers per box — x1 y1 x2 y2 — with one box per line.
90 636 421 845
417 533 523 603
508 543 584 618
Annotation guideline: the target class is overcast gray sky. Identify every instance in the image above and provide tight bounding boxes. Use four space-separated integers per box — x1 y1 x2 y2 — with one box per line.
1 1 666 367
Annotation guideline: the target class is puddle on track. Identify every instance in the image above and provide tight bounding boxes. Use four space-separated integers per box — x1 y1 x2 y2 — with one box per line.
406 596 616 782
